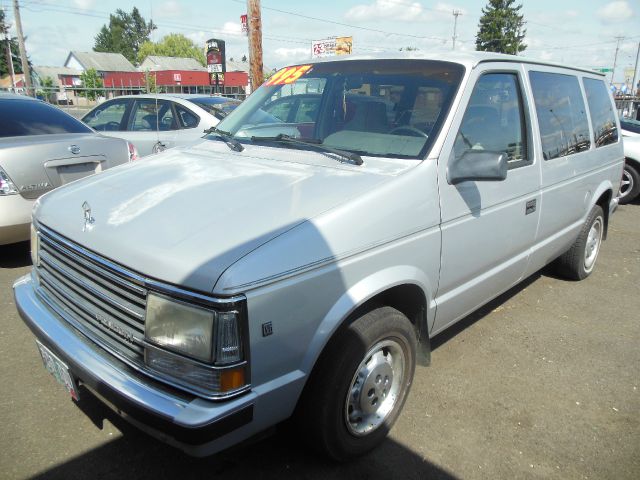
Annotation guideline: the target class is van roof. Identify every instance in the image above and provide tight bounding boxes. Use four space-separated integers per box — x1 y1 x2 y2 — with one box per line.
305 51 605 77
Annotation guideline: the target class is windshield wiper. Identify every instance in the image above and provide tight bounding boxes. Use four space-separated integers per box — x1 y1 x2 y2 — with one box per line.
203 127 244 152
250 134 363 166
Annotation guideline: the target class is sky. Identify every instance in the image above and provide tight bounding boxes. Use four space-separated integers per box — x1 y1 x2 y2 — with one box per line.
1 0 639 85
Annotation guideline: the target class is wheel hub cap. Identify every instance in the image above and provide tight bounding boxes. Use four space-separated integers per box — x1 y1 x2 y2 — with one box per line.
584 218 602 271
345 339 405 436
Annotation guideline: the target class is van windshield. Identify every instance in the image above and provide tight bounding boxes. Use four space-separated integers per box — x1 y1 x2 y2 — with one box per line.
215 59 464 159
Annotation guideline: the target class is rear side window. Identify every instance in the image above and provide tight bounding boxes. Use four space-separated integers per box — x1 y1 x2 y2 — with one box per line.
0 99 92 137
583 78 618 147
175 105 200 129
529 71 591 160
129 99 176 131
454 72 528 168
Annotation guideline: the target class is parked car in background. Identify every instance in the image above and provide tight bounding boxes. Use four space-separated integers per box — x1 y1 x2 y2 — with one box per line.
621 136 640 204
0 93 136 245
620 117 640 137
81 94 240 156
619 118 640 204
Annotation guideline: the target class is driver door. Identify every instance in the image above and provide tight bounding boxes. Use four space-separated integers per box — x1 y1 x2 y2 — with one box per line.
433 64 541 333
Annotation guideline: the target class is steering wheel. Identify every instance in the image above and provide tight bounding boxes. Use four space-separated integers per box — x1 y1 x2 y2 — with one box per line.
103 121 121 131
388 126 428 138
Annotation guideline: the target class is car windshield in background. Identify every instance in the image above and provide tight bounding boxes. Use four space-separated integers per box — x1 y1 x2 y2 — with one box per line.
215 59 464 159
187 98 241 120
0 99 92 137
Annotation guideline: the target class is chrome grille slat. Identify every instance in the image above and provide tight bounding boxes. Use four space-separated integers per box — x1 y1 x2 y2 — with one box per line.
36 227 148 364
40 278 143 358
39 268 144 337
40 234 147 297
40 249 145 320
40 242 146 307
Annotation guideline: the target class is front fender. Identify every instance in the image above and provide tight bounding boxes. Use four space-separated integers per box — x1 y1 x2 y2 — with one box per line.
299 265 435 375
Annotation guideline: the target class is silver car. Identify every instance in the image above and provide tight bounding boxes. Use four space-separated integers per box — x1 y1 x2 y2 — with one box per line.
0 93 135 245
14 53 623 460
81 94 241 156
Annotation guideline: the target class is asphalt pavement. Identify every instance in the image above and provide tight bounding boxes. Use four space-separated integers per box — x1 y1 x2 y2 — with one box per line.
1 201 638 480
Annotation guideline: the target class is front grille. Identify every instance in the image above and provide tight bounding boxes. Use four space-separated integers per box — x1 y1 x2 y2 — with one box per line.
36 226 147 364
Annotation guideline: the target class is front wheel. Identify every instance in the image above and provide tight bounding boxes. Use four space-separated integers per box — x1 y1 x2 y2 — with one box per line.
297 306 417 461
555 205 604 280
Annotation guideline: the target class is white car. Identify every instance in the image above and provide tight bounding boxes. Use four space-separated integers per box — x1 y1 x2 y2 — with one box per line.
81 94 241 156
621 135 640 204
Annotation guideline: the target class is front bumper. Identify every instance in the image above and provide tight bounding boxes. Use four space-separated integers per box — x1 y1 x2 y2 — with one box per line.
13 274 260 455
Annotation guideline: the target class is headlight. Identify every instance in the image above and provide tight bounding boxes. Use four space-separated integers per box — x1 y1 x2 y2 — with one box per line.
30 224 39 267
144 293 247 397
146 293 217 362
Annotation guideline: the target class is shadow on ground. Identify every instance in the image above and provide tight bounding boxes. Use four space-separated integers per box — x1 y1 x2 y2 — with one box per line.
32 388 458 480
0 241 31 269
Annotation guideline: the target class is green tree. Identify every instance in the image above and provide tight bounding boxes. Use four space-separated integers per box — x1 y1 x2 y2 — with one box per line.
79 68 104 100
1 10 25 77
476 0 526 55
143 69 157 93
37 76 56 102
94 7 156 65
137 34 206 66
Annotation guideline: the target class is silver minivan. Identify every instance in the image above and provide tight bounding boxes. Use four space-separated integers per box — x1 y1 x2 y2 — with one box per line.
14 52 623 460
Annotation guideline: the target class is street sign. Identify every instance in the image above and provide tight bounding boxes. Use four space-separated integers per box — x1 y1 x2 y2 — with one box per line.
594 68 613 73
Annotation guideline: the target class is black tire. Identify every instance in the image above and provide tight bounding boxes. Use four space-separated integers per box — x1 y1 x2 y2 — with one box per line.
296 306 417 461
555 205 604 280
619 161 640 205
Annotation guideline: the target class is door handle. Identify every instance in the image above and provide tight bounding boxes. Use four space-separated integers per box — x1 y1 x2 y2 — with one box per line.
525 199 536 215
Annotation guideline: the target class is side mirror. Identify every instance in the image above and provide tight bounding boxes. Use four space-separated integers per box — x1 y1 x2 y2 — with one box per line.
447 150 508 185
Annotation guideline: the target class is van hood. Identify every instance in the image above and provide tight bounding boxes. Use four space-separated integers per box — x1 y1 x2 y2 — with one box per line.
35 140 414 293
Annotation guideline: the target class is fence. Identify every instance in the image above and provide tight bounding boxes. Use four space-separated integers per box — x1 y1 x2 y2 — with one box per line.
1 86 246 118
615 95 640 120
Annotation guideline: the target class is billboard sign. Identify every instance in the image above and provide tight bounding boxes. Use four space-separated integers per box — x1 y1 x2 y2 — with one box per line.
206 38 226 86
312 36 353 59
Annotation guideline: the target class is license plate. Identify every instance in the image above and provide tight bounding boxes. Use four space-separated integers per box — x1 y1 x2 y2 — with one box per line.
36 340 79 401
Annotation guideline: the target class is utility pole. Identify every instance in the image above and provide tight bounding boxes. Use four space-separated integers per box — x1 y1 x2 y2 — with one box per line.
12 0 32 95
4 36 15 91
611 36 624 88
452 10 462 51
247 0 263 95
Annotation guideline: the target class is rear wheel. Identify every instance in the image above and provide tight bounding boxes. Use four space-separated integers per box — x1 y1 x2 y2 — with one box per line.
297 306 417 461
619 162 640 205
555 205 604 280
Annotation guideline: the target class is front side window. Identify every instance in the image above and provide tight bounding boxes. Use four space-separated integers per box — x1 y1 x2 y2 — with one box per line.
215 60 465 159
129 99 176 131
583 77 618 147
529 71 591 160
82 99 129 131
454 73 528 167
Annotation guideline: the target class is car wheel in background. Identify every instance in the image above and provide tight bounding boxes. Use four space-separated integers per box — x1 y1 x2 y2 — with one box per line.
619 162 640 205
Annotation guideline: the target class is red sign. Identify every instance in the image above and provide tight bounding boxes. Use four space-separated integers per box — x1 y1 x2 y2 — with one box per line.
241 14 248 34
